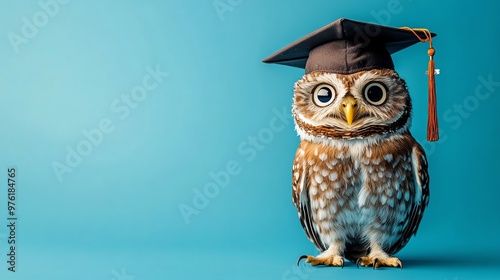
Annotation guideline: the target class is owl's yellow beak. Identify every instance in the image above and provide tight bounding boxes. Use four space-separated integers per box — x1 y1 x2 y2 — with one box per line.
341 96 357 126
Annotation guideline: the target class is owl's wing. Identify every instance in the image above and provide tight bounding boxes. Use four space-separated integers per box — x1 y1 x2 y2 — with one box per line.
292 159 327 252
389 143 430 254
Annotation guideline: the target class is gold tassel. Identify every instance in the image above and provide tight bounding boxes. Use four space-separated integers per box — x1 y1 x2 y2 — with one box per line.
400 27 438 141
427 46 438 141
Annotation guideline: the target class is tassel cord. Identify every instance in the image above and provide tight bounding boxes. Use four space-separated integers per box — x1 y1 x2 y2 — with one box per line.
400 27 438 141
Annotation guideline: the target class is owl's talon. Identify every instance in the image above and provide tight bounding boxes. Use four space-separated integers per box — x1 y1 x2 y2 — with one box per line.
358 256 403 269
397 259 403 269
296 255 308 266
373 258 379 269
297 254 344 267
356 256 373 268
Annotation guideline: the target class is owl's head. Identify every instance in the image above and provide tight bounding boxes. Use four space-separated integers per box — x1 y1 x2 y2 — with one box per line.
292 69 412 141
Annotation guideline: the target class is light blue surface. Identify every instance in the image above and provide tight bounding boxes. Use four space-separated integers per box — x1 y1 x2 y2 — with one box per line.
1 0 500 279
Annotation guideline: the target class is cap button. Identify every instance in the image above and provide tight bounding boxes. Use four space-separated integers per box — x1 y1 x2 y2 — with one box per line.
427 47 435 56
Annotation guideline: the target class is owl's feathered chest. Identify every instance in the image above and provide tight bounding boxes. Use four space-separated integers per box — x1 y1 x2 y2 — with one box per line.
293 134 418 247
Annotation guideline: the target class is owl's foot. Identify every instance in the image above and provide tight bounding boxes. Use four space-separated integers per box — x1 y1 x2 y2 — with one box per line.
297 255 344 267
356 256 403 269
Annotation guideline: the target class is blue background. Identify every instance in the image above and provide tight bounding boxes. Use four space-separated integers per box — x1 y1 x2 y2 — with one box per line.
1 0 499 279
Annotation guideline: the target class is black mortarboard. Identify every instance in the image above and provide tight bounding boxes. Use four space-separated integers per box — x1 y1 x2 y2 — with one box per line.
263 18 435 74
263 18 439 141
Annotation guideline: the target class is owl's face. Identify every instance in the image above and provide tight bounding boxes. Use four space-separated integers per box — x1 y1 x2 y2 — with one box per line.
292 69 411 140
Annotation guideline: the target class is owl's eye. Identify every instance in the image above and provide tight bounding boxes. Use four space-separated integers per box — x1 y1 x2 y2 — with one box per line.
312 84 336 107
363 82 388 106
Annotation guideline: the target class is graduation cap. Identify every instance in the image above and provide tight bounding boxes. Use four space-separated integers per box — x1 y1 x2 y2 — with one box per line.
263 18 439 141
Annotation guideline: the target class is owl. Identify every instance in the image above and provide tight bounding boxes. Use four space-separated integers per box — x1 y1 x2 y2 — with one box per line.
263 18 436 269
291 69 429 268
